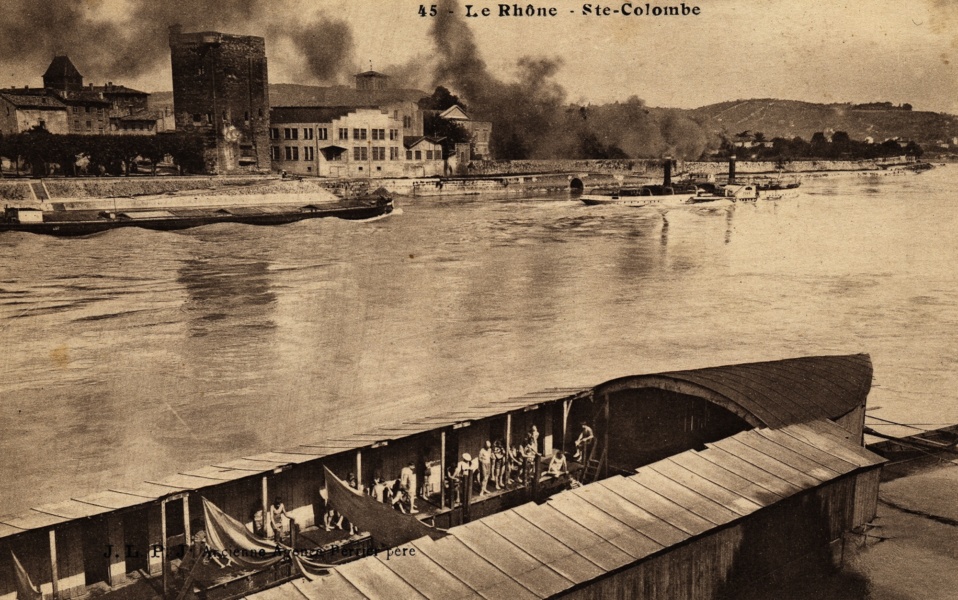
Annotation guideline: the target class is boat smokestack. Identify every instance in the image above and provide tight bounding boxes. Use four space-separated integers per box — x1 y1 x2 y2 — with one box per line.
728 155 736 184
663 157 672 187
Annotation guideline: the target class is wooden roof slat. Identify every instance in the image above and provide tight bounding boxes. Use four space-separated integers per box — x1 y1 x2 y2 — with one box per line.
755 429 859 473
33 499 112 520
545 495 663 560
695 447 802 497
600 476 714 536
479 510 604 583
411 537 540 600
335 554 430 600
666 452 783 506
791 422 885 466
290 570 366 600
779 425 879 468
152 473 223 490
73 490 152 510
372 549 483 600
1 510 69 531
575 480 689 546
180 465 253 482
244 451 323 464
454 522 572 597
734 431 842 481
709 438 823 488
512 503 633 572
646 461 763 517
630 468 741 525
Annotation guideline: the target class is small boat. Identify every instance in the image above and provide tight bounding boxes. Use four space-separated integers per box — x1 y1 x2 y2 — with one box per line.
581 158 696 206
687 183 758 204
580 186 694 206
0 192 393 236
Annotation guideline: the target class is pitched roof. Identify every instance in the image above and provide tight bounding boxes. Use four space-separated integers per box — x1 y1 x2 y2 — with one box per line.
94 84 148 96
439 105 471 120
0 92 66 109
43 55 83 79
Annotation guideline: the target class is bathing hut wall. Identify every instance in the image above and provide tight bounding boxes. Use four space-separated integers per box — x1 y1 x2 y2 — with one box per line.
557 474 862 599
0 524 87 600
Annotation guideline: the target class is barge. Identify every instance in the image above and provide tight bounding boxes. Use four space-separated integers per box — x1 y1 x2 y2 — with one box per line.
0 192 393 237
0 355 884 600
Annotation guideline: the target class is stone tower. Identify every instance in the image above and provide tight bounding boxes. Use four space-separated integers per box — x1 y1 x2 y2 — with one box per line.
168 25 270 174
43 56 84 92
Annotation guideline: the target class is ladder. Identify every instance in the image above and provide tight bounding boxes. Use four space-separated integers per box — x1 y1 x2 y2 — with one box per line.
579 440 606 483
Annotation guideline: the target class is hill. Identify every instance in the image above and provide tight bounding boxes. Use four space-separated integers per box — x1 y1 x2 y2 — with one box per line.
689 99 958 146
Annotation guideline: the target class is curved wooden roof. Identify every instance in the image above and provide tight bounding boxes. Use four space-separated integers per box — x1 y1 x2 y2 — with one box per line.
597 354 872 429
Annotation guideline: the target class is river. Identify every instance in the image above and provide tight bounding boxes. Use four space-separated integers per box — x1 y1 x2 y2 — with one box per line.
1 166 956 516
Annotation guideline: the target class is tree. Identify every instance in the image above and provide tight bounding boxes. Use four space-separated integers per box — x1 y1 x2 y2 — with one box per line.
418 86 464 112
904 141 924 158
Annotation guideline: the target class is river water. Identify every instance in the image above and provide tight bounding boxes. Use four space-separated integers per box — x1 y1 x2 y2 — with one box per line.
1 167 957 516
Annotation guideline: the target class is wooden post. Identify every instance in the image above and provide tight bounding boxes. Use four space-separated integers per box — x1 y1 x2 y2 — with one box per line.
182 495 191 547
160 499 168 599
603 393 610 478
261 476 269 529
562 399 572 452
531 456 541 501
355 450 362 487
290 519 297 550
461 472 472 523
440 431 447 509
543 413 553 456
48 529 59 600
505 414 512 453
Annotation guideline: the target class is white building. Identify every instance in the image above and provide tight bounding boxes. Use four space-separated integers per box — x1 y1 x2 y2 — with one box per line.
270 106 443 178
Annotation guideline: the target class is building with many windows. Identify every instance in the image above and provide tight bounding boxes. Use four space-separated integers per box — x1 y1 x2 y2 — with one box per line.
269 106 443 178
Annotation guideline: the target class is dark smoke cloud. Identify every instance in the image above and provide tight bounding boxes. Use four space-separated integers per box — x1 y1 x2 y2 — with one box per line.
429 0 717 159
271 17 356 83
430 0 567 158
0 0 354 85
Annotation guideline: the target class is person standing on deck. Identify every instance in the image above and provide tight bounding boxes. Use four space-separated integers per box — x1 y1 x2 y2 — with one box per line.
520 436 538 485
401 462 418 514
574 421 595 462
492 440 506 490
529 425 540 454
453 453 475 502
267 498 289 542
478 441 493 495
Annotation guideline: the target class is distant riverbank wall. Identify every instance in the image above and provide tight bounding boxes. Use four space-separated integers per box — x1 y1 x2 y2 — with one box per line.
0 157 905 204
466 158 899 177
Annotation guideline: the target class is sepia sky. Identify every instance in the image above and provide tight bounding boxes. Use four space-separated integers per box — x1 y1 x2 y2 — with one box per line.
0 0 955 113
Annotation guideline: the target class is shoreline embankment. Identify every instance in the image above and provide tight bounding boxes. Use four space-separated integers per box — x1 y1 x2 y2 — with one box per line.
0 157 938 205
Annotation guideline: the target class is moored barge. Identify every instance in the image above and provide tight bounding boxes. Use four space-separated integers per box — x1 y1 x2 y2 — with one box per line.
0 193 393 237
0 355 884 600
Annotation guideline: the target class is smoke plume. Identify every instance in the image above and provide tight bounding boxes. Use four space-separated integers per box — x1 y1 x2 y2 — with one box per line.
429 0 713 159
0 0 356 85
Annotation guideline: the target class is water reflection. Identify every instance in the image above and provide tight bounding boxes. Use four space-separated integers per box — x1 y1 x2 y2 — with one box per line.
178 256 277 338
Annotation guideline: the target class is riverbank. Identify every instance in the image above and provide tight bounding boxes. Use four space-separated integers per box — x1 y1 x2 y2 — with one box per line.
0 157 937 204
